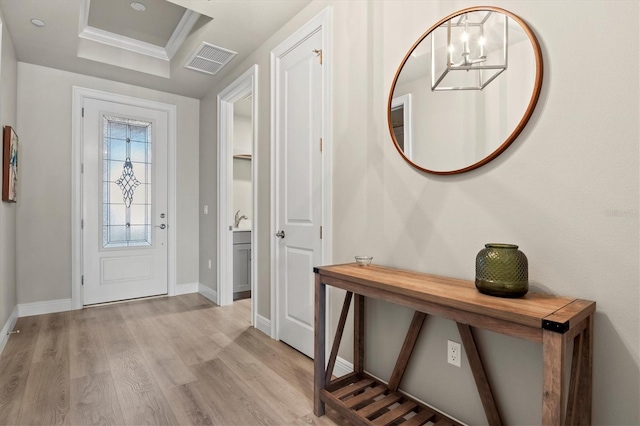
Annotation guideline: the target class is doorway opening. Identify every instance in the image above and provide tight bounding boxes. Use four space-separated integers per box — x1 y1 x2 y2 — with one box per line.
217 65 259 328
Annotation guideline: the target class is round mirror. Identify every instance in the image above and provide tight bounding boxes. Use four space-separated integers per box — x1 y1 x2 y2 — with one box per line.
388 7 543 175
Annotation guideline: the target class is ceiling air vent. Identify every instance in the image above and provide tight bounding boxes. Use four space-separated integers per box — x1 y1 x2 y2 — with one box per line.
185 42 237 76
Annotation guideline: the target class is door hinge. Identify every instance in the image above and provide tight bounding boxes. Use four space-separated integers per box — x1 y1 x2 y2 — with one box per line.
81 275 84 285
312 49 323 65
81 219 84 229
320 138 323 153
81 107 84 118
320 226 323 239
81 163 84 173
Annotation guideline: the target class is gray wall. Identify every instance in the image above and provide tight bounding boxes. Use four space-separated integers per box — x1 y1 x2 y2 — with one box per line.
199 88 217 296
200 0 639 424
16 63 200 304
0 10 18 328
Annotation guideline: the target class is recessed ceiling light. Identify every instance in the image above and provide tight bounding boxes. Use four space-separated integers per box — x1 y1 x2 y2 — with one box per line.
30 19 45 27
130 2 146 12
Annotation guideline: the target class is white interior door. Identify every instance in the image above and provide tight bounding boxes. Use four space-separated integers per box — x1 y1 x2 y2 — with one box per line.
82 98 168 305
275 30 323 358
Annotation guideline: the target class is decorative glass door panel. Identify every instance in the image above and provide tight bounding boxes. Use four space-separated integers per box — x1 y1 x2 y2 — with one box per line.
82 96 168 305
102 116 153 248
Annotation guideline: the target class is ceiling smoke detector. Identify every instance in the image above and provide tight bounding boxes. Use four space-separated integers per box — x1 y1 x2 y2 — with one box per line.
185 42 237 76
130 2 146 12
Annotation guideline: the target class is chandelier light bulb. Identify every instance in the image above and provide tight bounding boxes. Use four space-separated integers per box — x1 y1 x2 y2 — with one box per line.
432 10 508 91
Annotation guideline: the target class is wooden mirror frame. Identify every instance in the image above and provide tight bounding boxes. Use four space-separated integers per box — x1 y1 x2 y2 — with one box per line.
387 6 544 175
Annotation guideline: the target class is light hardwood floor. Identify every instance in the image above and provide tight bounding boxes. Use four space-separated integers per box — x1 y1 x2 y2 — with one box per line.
0 294 345 425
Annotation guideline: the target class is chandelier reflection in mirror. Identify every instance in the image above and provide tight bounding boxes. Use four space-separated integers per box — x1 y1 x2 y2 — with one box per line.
431 11 507 91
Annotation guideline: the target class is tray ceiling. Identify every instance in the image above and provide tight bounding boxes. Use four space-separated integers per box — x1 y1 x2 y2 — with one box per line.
0 0 312 99
88 0 186 47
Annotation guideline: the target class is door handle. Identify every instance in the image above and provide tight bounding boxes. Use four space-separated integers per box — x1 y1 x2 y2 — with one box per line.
156 224 167 229
276 230 285 239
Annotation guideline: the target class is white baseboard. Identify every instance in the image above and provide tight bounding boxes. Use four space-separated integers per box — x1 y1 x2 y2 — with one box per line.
18 299 72 318
0 305 19 355
198 283 218 305
255 314 271 336
176 282 199 295
334 356 354 378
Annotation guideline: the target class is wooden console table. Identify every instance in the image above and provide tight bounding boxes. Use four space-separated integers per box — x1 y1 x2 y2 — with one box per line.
313 263 595 425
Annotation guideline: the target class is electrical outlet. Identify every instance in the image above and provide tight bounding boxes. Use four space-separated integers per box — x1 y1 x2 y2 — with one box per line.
448 340 461 367
204 205 209 215
208 259 212 269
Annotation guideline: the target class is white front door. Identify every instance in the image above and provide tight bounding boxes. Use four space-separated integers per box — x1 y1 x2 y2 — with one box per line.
82 98 169 305
274 29 323 358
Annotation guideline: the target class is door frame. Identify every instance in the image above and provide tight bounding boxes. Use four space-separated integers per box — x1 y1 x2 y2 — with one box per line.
391 94 413 160
270 7 333 340
216 65 259 327
71 87 178 310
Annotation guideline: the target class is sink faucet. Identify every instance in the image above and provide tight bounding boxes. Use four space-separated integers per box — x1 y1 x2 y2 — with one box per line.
234 210 248 228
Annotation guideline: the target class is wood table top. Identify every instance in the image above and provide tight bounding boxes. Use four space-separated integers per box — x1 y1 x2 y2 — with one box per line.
314 263 595 330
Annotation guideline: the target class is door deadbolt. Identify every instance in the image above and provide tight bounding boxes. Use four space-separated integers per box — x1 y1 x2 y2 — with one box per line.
156 224 167 229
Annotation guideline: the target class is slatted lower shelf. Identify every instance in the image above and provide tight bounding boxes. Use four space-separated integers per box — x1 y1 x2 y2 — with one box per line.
320 373 461 426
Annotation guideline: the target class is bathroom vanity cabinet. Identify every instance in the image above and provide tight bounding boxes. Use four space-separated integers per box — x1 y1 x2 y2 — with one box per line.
233 230 251 298
313 263 595 426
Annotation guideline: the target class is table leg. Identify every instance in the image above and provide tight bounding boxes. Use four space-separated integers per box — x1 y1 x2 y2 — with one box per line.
354 294 365 374
576 314 593 424
314 274 326 416
326 292 353 383
542 329 565 425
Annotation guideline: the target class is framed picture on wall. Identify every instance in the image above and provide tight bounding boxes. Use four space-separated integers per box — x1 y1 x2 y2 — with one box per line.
2 126 18 202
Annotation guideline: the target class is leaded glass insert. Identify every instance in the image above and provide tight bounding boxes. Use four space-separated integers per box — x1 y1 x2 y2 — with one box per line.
115 158 141 207
102 115 152 248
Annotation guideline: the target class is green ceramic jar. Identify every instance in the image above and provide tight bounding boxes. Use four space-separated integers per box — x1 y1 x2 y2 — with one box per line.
475 243 528 298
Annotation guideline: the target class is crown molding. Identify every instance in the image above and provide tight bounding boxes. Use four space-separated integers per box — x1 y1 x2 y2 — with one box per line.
79 25 170 60
165 9 200 59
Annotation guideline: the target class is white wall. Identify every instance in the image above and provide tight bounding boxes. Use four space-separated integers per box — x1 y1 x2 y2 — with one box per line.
199 87 217 295
16 62 200 304
233 157 252 227
0 10 18 329
199 0 638 423
233 113 252 226
233 109 252 156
